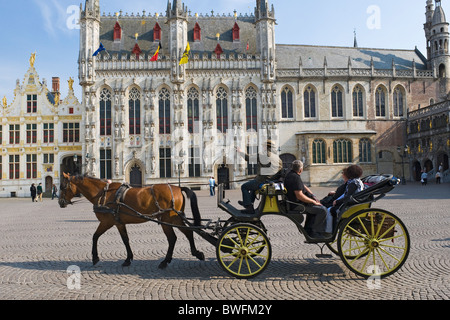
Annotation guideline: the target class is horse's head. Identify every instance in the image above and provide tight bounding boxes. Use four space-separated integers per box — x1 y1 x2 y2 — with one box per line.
59 172 79 208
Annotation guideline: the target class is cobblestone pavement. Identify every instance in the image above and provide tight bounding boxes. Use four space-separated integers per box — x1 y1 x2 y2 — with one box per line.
0 182 449 301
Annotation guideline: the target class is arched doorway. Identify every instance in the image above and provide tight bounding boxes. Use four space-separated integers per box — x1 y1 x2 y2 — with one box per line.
280 153 296 171
413 161 422 181
45 176 53 195
424 159 433 173
218 164 230 190
129 164 143 188
437 153 449 171
61 156 81 176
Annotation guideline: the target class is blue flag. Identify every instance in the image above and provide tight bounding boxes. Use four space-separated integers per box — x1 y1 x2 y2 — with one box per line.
93 43 106 57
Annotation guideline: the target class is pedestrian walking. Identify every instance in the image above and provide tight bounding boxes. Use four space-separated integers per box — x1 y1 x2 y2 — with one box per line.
37 183 43 202
435 171 441 184
209 176 216 196
52 184 58 200
30 183 37 202
421 170 428 186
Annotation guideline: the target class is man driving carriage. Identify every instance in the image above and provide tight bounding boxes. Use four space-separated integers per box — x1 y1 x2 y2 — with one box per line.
284 160 330 239
236 140 283 214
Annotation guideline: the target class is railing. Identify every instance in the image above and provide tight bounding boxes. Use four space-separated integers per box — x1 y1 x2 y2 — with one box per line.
408 100 450 120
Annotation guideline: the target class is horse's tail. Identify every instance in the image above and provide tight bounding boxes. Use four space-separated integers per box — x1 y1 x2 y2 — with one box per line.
181 187 202 226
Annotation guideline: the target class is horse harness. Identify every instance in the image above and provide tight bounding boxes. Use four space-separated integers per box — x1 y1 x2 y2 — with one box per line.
93 183 185 224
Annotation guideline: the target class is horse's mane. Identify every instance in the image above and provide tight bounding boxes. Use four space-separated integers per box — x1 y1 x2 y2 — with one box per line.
67 173 110 184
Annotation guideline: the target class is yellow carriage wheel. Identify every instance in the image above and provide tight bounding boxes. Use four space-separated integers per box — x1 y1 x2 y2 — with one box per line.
326 235 369 259
216 223 272 279
337 209 410 279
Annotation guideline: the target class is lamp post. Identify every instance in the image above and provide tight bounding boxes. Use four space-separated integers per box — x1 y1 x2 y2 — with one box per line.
397 145 408 185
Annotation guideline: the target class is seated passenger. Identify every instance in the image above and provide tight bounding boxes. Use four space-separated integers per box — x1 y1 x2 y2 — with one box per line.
236 140 283 214
325 165 365 233
284 160 329 239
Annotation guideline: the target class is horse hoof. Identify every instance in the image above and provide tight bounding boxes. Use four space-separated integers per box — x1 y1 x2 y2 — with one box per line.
122 261 131 267
93 257 100 266
196 252 205 261
158 260 170 269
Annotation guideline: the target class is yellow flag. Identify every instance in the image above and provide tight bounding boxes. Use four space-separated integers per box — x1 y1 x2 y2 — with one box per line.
179 42 190 65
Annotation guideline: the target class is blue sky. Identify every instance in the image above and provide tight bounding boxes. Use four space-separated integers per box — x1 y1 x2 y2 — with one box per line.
0 0 433 104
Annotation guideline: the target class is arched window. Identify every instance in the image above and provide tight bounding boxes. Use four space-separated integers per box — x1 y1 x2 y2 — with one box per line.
246 87 258 131
194 22 201 42
375 86 386 117
359 139 372 163
216 87 228 133
393 86 405 117
187 87 200 134
153 23 161 42
304 85 316 118
333 139 352 163
281 86 294 119
99 88 112 136
129 87 141 135
352 85 364 117
331 85 343 118
159 88 171 134
312 139 326 164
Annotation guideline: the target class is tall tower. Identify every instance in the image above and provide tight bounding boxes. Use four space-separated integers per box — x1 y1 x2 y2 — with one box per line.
255 0 276 83
428 0 450 97
79 0 100 176
166 0 189 84
79 0 100 86
424 0 435 61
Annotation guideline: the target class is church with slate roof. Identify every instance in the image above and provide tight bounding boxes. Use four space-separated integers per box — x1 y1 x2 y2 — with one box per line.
78 0 449 187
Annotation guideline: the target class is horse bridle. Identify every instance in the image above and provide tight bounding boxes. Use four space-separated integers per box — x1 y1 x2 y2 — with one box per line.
59 178 85 206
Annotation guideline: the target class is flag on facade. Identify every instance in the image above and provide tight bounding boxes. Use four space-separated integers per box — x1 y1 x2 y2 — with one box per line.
246 41 249 51
179 42 190 65
150 42 161 61
93 43 106 56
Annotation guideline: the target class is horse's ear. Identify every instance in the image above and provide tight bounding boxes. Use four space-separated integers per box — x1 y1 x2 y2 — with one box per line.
63 172 70 179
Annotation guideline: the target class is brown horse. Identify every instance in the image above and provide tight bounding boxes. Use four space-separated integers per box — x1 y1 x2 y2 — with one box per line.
58 173 205 269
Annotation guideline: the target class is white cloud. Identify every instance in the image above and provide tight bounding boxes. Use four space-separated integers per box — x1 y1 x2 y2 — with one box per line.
33 0 76 37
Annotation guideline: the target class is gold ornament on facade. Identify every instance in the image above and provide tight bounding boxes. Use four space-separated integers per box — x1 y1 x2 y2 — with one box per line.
68 78 74 91
29 52 36 68
2 96 7 108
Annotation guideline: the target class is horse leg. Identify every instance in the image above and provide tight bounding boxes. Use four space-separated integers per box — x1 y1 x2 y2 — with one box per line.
116 224 134 267
159 225 177 269
92 220 114 266
179 227 205 262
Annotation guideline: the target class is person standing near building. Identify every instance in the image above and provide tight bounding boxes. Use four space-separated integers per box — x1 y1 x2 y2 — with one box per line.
421 170 428 186
30 183 37 202
52 184 58 200
209 176 216 196
435 171 441 184
37 183 43 202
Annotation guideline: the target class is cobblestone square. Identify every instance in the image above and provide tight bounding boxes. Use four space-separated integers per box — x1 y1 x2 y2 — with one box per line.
0 182 449 300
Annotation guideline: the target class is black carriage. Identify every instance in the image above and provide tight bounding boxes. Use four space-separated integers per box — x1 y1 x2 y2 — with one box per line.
191 174 410 279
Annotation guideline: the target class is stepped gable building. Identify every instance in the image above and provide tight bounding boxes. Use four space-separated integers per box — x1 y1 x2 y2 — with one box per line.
0 54 82 198
79 0 448 187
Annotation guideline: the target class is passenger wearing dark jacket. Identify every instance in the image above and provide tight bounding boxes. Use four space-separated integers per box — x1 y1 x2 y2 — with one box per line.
325 165 365 233
30 183 37 202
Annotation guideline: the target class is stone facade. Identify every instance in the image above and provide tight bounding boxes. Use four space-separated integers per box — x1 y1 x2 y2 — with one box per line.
78 0 449 187
0 55 83 197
